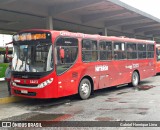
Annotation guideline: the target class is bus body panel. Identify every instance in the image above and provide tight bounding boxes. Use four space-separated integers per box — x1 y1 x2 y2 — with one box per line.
156 61 160 73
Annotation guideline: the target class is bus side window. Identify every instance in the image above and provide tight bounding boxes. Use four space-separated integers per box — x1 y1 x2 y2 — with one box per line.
114 42 126 60
82 39 98 62
106 41 112 60
99 41 106 60
91 41 98 61
99 41 112 61
147 44 154 59
127 43 137 59
138 44 146 59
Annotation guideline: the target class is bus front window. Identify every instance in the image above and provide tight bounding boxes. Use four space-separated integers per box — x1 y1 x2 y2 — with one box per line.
12 43 53 72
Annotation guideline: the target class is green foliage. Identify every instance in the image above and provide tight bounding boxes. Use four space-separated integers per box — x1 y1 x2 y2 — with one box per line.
0 63 8 78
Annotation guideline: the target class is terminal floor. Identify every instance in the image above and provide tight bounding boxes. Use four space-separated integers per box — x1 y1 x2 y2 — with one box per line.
0 81 24 104
0 81 10 98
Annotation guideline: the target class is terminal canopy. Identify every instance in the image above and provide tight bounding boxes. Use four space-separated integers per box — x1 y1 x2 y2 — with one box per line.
0 0 160 41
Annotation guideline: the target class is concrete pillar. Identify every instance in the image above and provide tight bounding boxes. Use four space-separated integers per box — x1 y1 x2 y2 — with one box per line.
104 27 107 36
153 37 155 41
46 16 53 30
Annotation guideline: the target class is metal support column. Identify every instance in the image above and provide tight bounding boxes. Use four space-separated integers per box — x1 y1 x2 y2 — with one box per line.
104 27 108 36
153 37 155 41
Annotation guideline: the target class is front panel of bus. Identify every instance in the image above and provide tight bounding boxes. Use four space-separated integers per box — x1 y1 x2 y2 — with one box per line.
11 31 59 98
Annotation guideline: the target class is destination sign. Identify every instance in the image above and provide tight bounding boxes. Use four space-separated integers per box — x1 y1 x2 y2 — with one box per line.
13 32 51 42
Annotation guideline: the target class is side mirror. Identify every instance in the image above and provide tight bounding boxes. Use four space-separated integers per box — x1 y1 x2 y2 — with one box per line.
6 46 13 62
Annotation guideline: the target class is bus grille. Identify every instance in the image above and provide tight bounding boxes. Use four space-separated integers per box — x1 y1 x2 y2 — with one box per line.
16 83 38 88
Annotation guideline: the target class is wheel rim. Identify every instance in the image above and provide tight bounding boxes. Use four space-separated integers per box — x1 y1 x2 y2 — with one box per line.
80 83 89 95
79 79 91 99
133 72 138 86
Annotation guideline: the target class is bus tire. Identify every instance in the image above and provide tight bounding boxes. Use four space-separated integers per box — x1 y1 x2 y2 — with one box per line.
78 78 91 100
131 71 139 87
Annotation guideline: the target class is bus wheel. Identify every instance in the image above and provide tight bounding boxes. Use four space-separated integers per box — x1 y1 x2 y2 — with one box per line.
78 78 91 100
131 71 139 87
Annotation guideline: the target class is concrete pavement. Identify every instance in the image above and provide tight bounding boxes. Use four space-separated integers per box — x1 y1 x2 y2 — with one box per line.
1 75 160 129
0 81 24 104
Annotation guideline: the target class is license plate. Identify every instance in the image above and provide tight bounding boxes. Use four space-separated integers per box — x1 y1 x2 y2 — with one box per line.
21 90 28 94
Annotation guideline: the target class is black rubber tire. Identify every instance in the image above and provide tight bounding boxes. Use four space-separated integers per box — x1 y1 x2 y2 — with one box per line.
131 71 139 87
78 78 91 100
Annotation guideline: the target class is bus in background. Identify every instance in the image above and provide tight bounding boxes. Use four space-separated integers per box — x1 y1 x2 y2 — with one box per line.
0 46 12 81
11 29 156 99
156 44 160 73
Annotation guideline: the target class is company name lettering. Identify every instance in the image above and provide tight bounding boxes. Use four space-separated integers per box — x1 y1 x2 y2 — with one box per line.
95 65 108 72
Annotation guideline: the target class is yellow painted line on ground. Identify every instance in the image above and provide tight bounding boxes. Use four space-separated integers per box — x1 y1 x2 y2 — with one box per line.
0 96 25 104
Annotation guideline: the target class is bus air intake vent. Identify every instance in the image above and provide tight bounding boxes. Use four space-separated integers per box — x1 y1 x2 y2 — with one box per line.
16 83 38 88
72 72 78 78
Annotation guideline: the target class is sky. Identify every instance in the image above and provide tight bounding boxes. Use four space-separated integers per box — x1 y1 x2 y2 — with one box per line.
0 34 12 47
120 0 160 19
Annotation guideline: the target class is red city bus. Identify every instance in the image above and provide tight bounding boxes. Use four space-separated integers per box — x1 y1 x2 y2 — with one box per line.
11 29 156 99
156 44 160 73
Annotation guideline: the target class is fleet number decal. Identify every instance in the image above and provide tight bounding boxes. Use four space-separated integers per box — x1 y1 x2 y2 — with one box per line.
125 64 139 69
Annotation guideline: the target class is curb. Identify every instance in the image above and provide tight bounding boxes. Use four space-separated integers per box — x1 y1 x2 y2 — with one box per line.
0 96 25 104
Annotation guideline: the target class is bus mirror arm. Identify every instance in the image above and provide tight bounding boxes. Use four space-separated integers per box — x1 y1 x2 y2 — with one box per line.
5 42 13 62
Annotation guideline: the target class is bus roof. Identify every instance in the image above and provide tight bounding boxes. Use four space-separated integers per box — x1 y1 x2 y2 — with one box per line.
16 29 155 44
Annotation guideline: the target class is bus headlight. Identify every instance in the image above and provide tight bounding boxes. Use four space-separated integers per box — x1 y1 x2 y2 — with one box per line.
37 78 54 88
12 81 16 86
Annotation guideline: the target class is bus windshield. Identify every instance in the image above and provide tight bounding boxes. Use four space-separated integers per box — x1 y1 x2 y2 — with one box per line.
12 43 53 72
